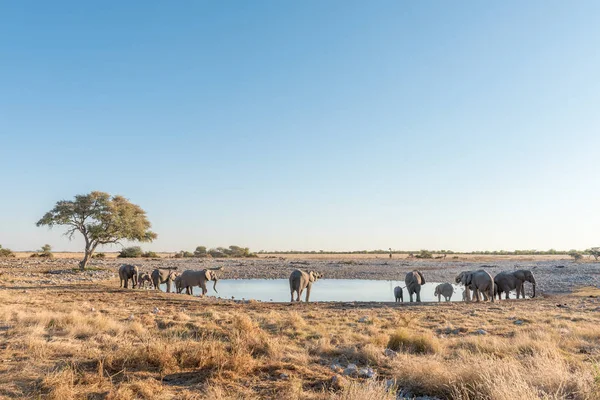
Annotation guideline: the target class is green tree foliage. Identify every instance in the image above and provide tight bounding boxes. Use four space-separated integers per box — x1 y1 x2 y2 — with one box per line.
415 250 433 259
30 244 54 258
36 191 157 270
118 246 143 258
0 245 15 258
194 246 208 257
142 251 158 258
586 247 600 261
92 253 106 259
568 250 583 260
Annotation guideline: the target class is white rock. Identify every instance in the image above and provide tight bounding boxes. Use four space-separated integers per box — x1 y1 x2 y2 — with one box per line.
127 314 135 321
514 320 524 325
358 316 370 323
153 307 160 314
343 364 358 376
476 329 487 335
358 367 376 378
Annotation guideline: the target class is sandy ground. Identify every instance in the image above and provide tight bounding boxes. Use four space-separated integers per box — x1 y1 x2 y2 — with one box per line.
2 255 599 295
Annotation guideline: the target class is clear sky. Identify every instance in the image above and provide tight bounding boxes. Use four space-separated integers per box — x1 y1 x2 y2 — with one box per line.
1 1 599 252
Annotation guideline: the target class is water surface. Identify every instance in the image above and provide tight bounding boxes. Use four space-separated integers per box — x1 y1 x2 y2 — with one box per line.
161 279 470 302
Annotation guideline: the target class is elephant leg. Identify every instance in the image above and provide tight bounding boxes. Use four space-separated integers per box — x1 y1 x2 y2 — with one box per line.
166 281 171 293
438 294 441 302
474 289 480 302
290 290 295 302
298 288 304 301
306 285 311 302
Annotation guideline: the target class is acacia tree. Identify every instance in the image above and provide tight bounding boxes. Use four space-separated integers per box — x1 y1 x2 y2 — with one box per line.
36 191 157 270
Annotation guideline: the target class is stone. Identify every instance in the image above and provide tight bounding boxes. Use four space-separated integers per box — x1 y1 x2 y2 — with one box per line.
152 307 160 314
279 373 289 380
127 314 135 321
343 364 358 376
358 316 369 323
476 329 487 335
384 348 398 358
513 320 524 325
358 367 376 378
330 363 343 372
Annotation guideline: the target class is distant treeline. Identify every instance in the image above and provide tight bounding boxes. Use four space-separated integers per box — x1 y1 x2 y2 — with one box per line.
257 249 585 255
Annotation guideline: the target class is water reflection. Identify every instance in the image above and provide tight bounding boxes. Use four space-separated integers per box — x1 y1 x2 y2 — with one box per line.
160 279 471 302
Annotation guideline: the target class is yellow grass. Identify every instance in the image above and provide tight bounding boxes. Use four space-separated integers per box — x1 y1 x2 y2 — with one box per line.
0 279 599 399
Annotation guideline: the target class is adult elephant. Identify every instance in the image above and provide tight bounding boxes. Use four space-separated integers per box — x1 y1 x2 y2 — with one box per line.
494 270 536 300
434 283 454 302
151 268 177 293
119 264 139 289
179 269 219 296
405 270 425 302
289 269 323 302
455 270 494 302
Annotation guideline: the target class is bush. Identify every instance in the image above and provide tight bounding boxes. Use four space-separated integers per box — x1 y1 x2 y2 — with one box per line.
415 250 433 259
31 244 54 258
118 246 143 258
142 251 158 258
194 246 208 257
0 245 15 258
92 253 106 259
568 250 583 260
174 250 194 258
387 329 439 355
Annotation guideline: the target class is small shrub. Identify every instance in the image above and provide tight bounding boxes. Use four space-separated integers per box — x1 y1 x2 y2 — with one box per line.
569 250 583 260
0 245 15 258
142 251 158 258
387 328 439 354
118 246 143 258
92 253 106 259
194 246 208 257
415 250 433 259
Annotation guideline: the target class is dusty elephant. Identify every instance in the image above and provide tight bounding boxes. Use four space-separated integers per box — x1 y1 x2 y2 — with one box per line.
151 268 177 293
179 269 219 296
394 286 404 302
434 283 454 302
494 270 536 300
405 270 426 302
455 270 494 302
137 272 152 289
174 275 184 294
289 269 323 302
119 264 139 289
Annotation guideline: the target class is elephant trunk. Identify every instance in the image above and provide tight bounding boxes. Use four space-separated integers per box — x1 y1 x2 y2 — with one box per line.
213 277 218 294
530 276 536 298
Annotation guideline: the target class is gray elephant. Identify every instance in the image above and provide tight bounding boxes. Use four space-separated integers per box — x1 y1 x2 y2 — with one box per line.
174 275 184 294
289 269 323 302
119 264 139 289
179 269 219 296
394 286 403 302
151 268 177 293
138 272 153 289
434 283 454 302
494 270 536 300
405 270 426 302
455 270 494 302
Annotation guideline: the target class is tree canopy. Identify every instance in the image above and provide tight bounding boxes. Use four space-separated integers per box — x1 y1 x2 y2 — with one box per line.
36 191 157 269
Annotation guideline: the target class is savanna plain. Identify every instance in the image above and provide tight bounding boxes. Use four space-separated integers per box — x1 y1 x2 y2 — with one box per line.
1 254 599 400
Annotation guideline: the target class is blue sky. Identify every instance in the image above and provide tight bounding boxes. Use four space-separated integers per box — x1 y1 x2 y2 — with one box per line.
1 1 599 252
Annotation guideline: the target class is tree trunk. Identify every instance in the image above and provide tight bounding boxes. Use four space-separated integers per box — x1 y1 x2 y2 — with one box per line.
80 248 92 270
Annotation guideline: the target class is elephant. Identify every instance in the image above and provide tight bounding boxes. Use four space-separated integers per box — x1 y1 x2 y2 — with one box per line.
394 286 404 302
137 272 153 289
494 270 536 300
405 270 426 302
179 269 219 296
119 264 139 289
289 269 323 302
174 275 184 294
434 283 454 302
455 270 494 302
151 268 177 293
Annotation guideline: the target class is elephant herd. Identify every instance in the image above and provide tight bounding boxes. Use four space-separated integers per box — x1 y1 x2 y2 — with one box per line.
118 264 220 296
393 268 536 303
118 264 536 303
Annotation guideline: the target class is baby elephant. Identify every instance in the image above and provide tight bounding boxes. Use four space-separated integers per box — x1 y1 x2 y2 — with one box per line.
434 283 454 302
137 272 153 289
289 269 323 302
394 286 404 302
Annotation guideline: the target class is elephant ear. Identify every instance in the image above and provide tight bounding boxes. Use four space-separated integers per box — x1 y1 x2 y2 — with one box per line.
204 270 212 281
463 272 473 286
417 271 425 284
308 271 316 282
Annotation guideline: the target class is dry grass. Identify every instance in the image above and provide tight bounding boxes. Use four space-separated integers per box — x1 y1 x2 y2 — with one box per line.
0 279 599 399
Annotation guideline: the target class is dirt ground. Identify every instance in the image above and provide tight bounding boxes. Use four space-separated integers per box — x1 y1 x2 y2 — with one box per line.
1 257 600 399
